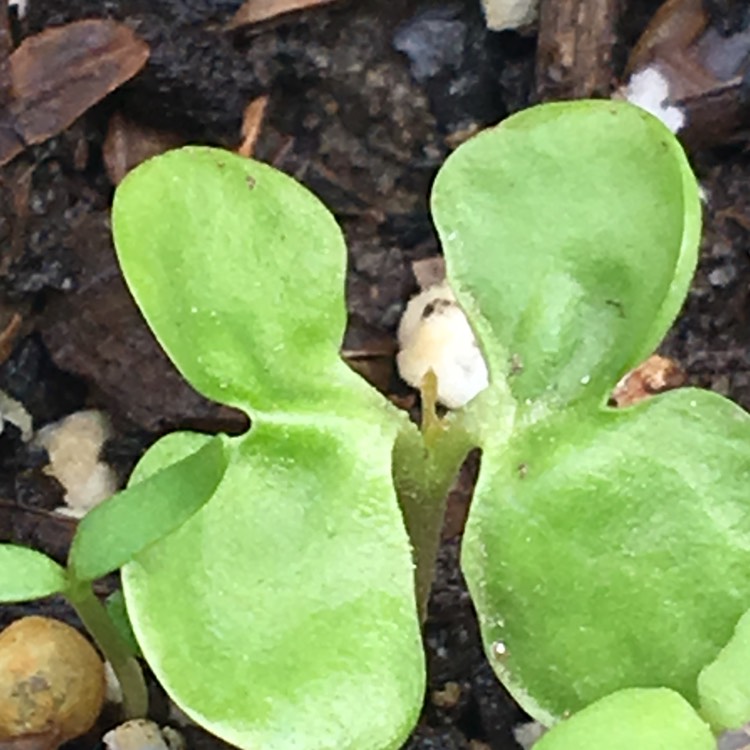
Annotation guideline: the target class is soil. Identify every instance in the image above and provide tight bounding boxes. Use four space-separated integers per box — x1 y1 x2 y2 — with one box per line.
1 1 749 749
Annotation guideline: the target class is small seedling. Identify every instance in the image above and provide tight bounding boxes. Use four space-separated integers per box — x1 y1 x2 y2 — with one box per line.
2 100 750 750
0 437 228 719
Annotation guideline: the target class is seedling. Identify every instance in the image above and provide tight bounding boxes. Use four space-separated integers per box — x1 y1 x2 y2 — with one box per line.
2 100 750 750
0 437 228 718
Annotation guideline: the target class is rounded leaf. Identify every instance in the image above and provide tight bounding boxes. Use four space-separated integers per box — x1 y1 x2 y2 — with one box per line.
432 100 701 410
535 688 714 750
698 607 750 731
463 389 750 722
123 423 424 750
112 147 353 415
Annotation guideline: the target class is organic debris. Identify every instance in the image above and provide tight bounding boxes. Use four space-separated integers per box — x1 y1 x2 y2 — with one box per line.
610 354 687 407
237 96 269 158
0 20 149 166
103 113 183 186
0 314 22 366
535 0 619 99
228 0 339 30
622 0 750 147
0 617 105 745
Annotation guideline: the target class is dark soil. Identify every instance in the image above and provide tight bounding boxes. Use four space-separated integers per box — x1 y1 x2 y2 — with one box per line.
1 1 749 749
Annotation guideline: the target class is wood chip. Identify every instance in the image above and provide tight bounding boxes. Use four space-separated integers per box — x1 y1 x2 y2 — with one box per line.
228 0 340 30
237 95 269 158
0 20 149 167
610 354 686 408
103 112 183 186
626 0 707 79
0 313 22 365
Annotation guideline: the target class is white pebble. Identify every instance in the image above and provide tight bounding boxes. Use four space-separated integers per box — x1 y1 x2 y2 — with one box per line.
396 282 489 409
618 65 686 133
481 0 538 30
104 720 180 750
35 410 118 516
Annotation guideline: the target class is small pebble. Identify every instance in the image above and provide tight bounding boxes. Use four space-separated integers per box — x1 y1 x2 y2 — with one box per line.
397 283 489 409
431 681 462 709
0 617 105 744
617 66 686 134
480 0 538 31
104 720 184 750
707 265 738 288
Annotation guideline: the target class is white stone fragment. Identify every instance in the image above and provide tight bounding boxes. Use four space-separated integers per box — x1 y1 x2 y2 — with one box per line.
0 389 33 442
397 282 489 409
9 0 27 19
104 720 177 750
35 410 118 516
619 65 686 133
481 0 538 31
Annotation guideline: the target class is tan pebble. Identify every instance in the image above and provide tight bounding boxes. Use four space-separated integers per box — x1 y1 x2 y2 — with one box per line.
431 680 462 709
0 616 105 743
103 720 170 750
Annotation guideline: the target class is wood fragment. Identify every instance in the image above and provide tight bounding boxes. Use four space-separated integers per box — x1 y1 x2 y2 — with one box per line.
237 95 269 158
623 0 750 148
610 354 686 408
0 312 22 365
535 0 620 100
626 0 707 77
228 0 339 30
103 112 183 186
0 20 149 167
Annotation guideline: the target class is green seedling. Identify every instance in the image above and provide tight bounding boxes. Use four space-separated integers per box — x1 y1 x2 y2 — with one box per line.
3 99 750 750
0 437 228 718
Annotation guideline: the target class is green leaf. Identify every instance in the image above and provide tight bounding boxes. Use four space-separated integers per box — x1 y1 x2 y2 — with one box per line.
698 607 750 731
68 436 228 582
113 150 425 750
112 147 362 416
123 424 424 750
432 100 701 412
0 545 67 601
535 688 714 750
462 389 750 722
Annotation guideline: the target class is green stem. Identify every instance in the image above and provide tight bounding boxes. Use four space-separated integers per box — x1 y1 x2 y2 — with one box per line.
393 372 476 621
67 581 148 719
